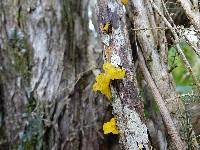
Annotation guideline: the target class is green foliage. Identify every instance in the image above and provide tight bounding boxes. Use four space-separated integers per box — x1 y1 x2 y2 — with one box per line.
26 96 37 113
168 41 200 91
168 40 200 148
168 43 200 148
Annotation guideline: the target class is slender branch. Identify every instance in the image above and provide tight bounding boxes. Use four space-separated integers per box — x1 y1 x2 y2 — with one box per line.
150 0 200 91
161 0 200 59
131 26 168 31
131 26 199 32
161 0 177 30
184 35 200 58
137 46 186 150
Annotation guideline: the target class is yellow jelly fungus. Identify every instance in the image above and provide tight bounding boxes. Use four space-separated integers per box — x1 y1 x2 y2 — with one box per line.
103 63 126 80
103 22 110 33
121 0 128 5
103 118 119 134
92 63 125 99
93 73 112 99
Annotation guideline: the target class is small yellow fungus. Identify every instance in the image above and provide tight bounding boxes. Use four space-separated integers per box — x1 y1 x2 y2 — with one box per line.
103 63 126 80
121 0 128 5
100 22 111 34
92 63 125 99
103 22 110 33
103 118 119 134
93 73 112 99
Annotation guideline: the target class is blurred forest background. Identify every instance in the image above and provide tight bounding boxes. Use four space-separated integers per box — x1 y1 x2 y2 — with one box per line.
0 0 200 149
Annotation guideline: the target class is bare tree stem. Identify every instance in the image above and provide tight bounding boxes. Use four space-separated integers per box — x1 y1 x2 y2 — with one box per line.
184 35 200 58
150 0 200 91
137 46 186 150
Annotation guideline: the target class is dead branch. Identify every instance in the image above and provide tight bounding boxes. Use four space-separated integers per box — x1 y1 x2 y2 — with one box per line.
184 35 200 57
137 45 186 150
150 0 200 91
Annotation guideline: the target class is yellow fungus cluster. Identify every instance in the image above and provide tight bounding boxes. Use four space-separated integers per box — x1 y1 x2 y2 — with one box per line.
93 63 125 99
93 73 111 98
121 0 128 5
100 22 110 34
103 22 110 33
103 118 119 134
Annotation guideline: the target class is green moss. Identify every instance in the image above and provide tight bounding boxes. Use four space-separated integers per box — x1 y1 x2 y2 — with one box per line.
8 28 33 84
168 41 200 89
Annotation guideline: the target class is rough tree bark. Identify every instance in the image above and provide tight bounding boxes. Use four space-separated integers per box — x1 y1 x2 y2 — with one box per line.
95 0 150 149
127 0 198 149
1 0 199 150
177 0 200 33
0 0 114 150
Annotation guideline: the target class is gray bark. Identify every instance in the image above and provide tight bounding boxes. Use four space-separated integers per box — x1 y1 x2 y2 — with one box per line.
0 0 114 149
1 0 199 149
127 0 198 149
96 0 149 149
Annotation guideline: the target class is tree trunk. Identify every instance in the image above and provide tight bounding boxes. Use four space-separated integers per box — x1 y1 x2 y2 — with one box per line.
1 0 200 149
127 0 198 149
95 0 150 149
0 0 114 149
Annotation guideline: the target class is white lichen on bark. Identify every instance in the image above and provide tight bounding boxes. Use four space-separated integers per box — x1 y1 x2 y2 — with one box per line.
110 52 121 66
112 89 149 150
96 0 150 149
101 34 110 46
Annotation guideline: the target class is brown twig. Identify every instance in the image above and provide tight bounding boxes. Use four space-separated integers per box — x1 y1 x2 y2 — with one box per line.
184 35 200 58
137 46 186 150
131 26 168 31
131 26 199 32
150 0 200 91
